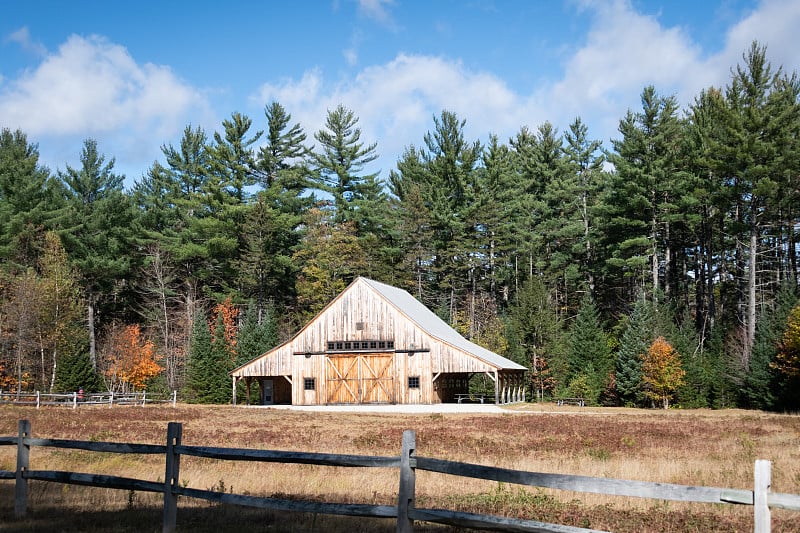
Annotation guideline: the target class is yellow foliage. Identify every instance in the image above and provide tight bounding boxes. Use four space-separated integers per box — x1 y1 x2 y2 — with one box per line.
773 304 800 378
641 336 685 409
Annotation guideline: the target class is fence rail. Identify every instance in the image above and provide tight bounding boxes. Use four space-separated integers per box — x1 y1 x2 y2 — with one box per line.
0 390 177 408
2 419 799 533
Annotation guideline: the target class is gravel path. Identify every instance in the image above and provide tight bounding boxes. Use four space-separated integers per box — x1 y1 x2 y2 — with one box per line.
251 403 511 414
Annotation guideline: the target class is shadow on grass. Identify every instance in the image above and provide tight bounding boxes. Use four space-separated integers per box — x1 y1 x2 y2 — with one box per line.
0 484 452 533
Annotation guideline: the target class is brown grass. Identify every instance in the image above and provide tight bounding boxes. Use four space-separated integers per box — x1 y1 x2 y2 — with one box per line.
1 403 799 532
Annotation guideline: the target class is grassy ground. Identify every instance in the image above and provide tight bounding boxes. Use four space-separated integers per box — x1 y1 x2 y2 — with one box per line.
0 403 799 532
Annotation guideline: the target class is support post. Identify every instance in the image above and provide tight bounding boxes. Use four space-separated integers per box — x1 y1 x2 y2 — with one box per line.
172 390 177 407
754 459 771 533
163 422 182 533
232 376 237 406
73 391 77 409
397 430 416 533
15 419 31 518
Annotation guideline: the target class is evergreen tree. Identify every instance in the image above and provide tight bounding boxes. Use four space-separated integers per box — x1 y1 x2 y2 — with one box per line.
185 312 214 403
236 302 279 367
59 139 135 370
566 292 612 404
0 128 61 268
615 295 656 405
312 104 380 225
743 284 798 409
507 277 564 400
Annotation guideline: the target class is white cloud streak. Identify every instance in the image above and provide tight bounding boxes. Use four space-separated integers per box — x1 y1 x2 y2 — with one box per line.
1 1 797 182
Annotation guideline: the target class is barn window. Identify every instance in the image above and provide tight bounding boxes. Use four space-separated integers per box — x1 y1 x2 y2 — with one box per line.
344 342 352 350
361 341 369 349
304 378 316 391
408 376 420 389
327 342 335 350
370 341 377 349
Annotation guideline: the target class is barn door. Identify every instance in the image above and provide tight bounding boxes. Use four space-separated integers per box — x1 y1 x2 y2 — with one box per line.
325 354 395 404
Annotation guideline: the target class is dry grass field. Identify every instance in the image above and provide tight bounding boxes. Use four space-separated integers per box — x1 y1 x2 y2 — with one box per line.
1 403 799 532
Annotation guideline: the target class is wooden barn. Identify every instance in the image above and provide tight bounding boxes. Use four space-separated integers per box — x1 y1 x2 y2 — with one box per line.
231 277 528 406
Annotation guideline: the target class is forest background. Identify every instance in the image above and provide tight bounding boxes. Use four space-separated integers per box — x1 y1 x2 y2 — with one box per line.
1 42 798 410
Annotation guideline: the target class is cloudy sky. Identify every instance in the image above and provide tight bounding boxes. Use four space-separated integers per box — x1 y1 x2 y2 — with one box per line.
1 0 798 185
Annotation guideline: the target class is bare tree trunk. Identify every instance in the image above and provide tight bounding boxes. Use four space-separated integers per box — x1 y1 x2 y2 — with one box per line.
87 292 97 371
745 224 757 371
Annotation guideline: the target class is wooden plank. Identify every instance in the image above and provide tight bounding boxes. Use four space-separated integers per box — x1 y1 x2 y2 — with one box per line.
163 422 182 533
15 420 30 518
177 486 397 518
0 470 15 480
754 459 771 533
397 430 416 533
24 438 165 455
408 508 609 533
175 444 399 468
23 470 163 493
414 457 754 505
769 492 800 511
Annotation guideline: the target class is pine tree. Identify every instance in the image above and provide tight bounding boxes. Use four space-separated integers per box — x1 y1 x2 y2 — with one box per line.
59 139 136 370
312 104 380 225
185 312 213 403
566 292 612 404
615 295 656 405
0 128 62 268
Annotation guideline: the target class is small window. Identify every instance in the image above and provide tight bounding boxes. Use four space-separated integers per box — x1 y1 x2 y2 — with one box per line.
327 342 335 351
336 342 343 350
408 376 420 389
370 341 377 349
387 341 395 349
361 341 369 349
378 341 386 349
304 378 316 391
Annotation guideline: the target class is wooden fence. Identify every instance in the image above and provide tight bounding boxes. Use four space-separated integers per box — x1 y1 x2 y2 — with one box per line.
2 419 799 533
0 390 177 408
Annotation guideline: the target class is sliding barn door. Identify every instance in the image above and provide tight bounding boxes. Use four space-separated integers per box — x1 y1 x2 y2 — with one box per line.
325 353 395 404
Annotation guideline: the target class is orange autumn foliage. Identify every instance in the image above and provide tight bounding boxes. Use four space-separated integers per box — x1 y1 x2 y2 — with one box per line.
104 324 163 392
641 336 685 409
210 297 239 361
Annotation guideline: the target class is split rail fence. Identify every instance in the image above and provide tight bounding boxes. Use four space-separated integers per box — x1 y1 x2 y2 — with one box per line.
2 419 799 532
0 390 177 408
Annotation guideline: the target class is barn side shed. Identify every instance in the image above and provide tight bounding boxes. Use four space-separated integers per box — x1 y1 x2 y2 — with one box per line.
231 277 528 406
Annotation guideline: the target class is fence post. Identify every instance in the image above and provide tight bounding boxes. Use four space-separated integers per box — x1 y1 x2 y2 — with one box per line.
754 459 771 533
142 391 146 407
172 390 177 407
397 430 416 533
163 422 182 533
15 419 31 518
72 391 77 409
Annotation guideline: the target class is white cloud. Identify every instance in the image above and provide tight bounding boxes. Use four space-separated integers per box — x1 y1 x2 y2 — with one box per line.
717 0 800 79
251 54 522 173
0 34 212 179
357 0 396 27
5 26 48 57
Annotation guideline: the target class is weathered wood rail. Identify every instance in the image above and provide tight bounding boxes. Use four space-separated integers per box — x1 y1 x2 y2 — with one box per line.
2 420 799 532
0 390 177 408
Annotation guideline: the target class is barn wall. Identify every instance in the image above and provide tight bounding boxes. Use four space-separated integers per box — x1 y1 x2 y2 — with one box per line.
234 278 504 405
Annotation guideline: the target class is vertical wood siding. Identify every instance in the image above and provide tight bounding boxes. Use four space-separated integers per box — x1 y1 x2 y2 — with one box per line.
233 278 510 405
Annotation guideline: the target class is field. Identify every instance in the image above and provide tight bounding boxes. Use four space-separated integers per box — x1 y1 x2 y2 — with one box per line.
1 403 799 532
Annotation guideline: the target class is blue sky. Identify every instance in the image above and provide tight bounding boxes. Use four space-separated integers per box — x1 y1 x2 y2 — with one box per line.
1 0 799 185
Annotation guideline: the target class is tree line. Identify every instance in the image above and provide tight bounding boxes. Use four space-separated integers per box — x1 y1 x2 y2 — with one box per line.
0 42 798 409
